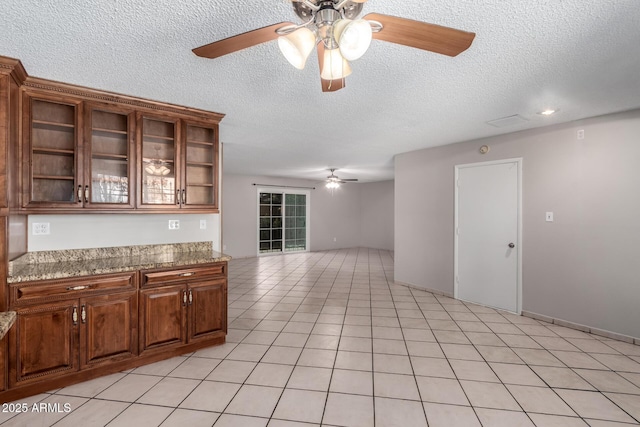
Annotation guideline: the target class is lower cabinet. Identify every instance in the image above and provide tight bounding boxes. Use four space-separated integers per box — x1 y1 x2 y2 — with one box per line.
10 300 78 386
139 277 227 354
9 291 137 387
3 262 227 400
80 292 138 368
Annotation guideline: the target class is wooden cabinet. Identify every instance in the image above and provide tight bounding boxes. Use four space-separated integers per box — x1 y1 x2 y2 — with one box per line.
8 273 137 387
83 104 136 209
4 262 226 400
137 116 219 210
22 93 83 208
139 264 227 355
10 300 78 386
138 115 180 207
189 279 226 341
80 292 138 368
139 284 186 351
182 121 219 209
22 94 137 210
20 81 221 213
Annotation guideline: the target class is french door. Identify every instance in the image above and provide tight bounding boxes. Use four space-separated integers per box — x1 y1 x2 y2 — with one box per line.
258 190 310 255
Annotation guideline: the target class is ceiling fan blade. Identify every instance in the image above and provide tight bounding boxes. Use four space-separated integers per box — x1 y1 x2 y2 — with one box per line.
364 13 475 57
341 179 358 182
317 42 345 92
193 22 295 59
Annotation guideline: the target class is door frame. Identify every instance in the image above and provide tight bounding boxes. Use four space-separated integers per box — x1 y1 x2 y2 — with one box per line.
453 158 523 314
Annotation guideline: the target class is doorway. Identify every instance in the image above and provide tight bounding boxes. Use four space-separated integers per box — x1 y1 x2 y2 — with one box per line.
454 158 522 313
257 189 310 255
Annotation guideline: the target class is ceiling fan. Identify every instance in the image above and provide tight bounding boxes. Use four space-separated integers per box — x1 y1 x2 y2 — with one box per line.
192 0 476 92
325 168 358 188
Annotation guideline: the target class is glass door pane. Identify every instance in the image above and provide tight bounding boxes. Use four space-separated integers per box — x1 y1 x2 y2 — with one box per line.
184 124 216 206
89 109 130 204
285 194 307 252
259 192 283 254
30 99 77 203
141 117 176 205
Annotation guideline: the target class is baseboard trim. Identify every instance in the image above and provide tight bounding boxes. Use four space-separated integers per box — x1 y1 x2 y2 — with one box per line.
390 282 639 346
522 310 639 345
393 280 454 298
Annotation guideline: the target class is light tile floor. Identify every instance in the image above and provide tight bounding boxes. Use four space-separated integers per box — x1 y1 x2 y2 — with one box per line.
2 248 640 426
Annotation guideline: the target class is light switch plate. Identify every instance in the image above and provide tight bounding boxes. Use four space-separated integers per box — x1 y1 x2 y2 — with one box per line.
545 212 554 222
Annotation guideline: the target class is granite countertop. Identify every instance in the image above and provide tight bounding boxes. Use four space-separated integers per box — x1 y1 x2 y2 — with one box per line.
8 242 231 283
0 311 16 339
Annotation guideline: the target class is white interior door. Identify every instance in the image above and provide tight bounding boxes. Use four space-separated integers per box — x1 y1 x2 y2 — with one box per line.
455 159 521 313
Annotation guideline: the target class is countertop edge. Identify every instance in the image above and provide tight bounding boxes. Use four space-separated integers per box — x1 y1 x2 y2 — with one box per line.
7 254 232 284
0 311 17 340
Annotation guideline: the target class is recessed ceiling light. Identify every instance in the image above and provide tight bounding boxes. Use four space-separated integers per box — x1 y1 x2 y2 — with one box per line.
538 109 559 116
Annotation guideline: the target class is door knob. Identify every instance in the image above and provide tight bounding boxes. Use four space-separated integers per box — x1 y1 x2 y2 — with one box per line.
508 243 515 248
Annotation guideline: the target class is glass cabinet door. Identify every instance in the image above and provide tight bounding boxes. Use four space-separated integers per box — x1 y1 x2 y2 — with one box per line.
86 107 134 208
183 123 217 208
140 116 178 206
27 97 80 206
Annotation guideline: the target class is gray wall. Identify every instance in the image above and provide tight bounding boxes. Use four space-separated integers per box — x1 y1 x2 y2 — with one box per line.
360 180 394 251
395 109 640 339
222 174 394 258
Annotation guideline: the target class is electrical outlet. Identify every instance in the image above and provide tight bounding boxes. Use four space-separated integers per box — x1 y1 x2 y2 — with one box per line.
577 129 584 140
168 220 180 230
200 220 207 230
333 237 337 242
32 222 50 235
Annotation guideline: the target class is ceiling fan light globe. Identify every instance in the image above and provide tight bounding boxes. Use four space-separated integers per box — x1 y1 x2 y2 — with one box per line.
335 19 372 61
326 181 340 189
277 27 316 70
321 48 352 80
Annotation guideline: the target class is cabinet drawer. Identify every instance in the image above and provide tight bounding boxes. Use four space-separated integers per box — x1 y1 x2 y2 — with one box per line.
10 272 137 305
142 263 226 287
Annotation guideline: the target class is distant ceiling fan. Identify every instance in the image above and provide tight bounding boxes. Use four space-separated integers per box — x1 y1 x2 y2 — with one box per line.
325 168 358 188
192 0 476 92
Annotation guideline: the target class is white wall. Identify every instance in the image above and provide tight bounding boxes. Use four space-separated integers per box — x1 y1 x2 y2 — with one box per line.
28 213 221 251
395 109 640 339
222 174 395 258
360 181 394 251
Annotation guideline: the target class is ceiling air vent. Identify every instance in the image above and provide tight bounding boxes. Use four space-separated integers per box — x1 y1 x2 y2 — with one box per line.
486 114 529 128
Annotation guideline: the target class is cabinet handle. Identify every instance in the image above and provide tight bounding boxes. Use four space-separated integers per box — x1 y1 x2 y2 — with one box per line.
84 185 89 203
188 289 193 305
77 186 83 203
72 306 78 325
81 305 86 324
182 290 187 306
178 272 195 277
176 190 180 205
182 189 186 205
66 285 92 291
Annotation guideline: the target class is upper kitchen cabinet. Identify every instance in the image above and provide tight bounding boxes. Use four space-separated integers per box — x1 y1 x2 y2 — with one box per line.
22 93 136 211
138 114 180 208
17 75 223 214
182 120 219 209
138 115 219 211
22 93 83 208
83 104 136 209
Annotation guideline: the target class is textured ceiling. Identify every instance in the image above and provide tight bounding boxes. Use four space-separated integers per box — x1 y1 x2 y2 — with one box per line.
2 0 640 182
